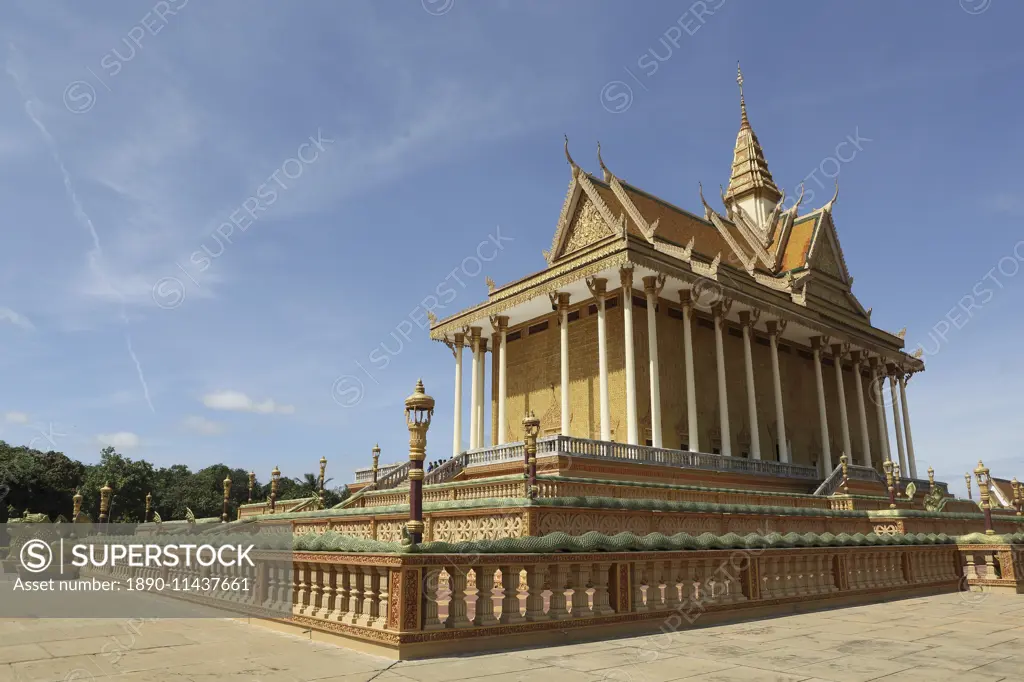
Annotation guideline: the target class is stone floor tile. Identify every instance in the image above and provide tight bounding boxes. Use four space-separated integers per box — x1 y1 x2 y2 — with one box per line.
586 654 736 682
527 647 674 674
869 664 1009 682
392 652 551 680
682 666 815 682
729 645 845 673
0 643 50 664
789 654 914 682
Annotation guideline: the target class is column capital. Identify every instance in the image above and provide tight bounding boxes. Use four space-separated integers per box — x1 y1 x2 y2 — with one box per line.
830 342 850 360
585 276 607 297
738 309 761 329
710 298 733 319
619 266 634 290
551 292 571 312
479 337 489 353
849 349 864 364
469 325 482 341
492 316 508 332
765 319 788 337
642 273 666 297
453 331 466 344
810 335 829 353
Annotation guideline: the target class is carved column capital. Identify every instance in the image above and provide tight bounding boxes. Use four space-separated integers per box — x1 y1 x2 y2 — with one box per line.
585 276 607 297
642 273 666 297
738 309 761 329
619 265 634 290
492 316 508 332
765 319 788 338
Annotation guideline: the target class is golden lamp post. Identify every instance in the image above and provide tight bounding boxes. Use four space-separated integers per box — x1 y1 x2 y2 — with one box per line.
270 466 281 513
222 474 232 523
145 492 153 523
372 444 381 484
247 471 256 503
72 489 83 522
883 460 896 509
404 379 434 545
965 472 972 500
98 482 113 526
974 460 994 535
1012 477 1022 517
523 412 540 499
927 467 935 494
318 455 328 508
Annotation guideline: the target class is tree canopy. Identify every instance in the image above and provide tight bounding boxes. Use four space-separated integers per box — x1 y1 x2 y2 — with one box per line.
0 440 350 528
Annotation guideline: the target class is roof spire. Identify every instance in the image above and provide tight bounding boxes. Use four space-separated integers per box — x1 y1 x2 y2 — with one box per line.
737 61 749 129
723 63 781 207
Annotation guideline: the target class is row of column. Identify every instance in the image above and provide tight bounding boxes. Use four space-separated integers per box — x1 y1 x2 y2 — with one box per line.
449 266 918 480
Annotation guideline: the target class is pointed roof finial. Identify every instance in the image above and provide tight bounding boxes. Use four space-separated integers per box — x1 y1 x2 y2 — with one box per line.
737 61 749 129
597 141 611 181
564 134 578 171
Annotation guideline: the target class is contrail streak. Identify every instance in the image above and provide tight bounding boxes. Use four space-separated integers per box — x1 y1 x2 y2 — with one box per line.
6 44 155 412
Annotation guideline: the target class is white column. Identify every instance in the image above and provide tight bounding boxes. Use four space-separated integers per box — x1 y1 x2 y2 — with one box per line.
496 319 508 444
899 373 918 479
452 332 464 457
643 276 664 448
889 372 907 476
767 320 788 463
739 310 761 460
620 267 638 445
712 302 731 457
477 338 488 447
831 343 853 462
852 351 872 468
588 278 611 441
680 291 699 452
811 337 832 474
871 363 892 462
468 327 481 449
557 293 570 436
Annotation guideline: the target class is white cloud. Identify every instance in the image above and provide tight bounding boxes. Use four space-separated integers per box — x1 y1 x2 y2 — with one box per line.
202 390 294 415
5 411 29 424
96 432 140 450
0 307 34 330
183 415 225 436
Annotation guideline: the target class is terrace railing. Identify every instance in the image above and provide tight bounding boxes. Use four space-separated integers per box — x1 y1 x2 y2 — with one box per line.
354 463 402 484
466 435 820 481
423 452 468 485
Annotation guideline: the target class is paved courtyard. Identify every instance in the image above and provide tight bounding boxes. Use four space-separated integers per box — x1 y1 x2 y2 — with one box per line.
0 592 1022 682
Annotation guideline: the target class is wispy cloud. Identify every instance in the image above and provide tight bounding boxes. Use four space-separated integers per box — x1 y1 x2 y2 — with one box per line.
5 43 155 412
182 415 224 436
202 390 294 415
4 411 29 424
96 431 140 450
0 307 34 330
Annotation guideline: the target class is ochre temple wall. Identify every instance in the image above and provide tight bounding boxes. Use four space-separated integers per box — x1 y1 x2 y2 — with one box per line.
494 289 886 472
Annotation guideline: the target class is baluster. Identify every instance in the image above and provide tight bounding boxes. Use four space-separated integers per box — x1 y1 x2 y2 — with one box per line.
293 562 309 615
569 563 592 617
308 564 323 617
631 562 648 612
445 567 472 628
357 566 380 627
547 563 570 619
348 566 364 625
498 565 525 624
374 566 389 628
663 560 681 608
524 565 547 621
422 567 444 630
329 565 348 620
591 562 614 615
703 559 721 604
473 566 499 626
648 560 666 610
826 554 839 592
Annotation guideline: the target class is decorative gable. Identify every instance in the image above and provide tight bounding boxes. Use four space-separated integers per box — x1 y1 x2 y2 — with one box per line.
806 212 851 284
563 197 615 256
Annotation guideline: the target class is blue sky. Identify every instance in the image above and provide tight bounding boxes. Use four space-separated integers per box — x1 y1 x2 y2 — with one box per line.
0 1 1020 496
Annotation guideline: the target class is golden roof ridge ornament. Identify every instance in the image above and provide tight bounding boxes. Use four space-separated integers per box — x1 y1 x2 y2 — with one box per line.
564 134 579 176
737 61 750 130
597 141 611 182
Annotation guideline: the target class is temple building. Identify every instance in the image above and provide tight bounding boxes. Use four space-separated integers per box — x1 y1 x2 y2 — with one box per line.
430 66 923 483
